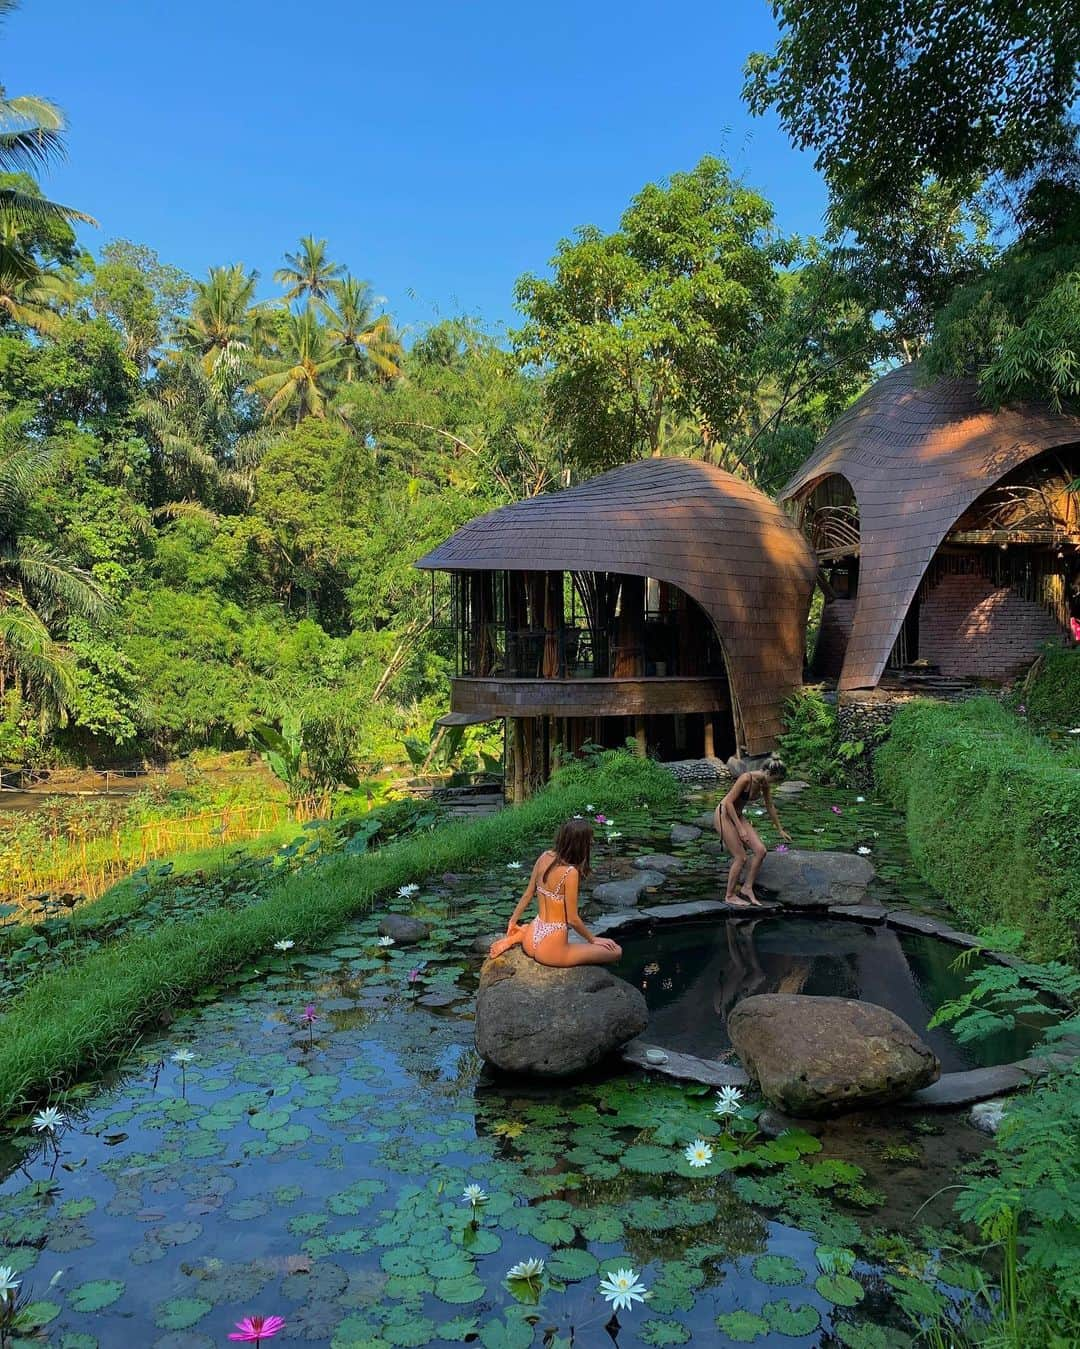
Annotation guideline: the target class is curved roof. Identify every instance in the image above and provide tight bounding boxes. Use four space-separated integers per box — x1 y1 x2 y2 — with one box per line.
780 364 1080 690
417 457 817 753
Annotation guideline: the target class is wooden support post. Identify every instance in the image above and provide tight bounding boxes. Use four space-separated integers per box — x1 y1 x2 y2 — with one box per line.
512 718 525 804
703 713 715 759
634 716 647 757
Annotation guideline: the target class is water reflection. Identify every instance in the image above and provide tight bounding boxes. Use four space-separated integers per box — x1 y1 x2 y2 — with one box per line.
624 917 1046 1071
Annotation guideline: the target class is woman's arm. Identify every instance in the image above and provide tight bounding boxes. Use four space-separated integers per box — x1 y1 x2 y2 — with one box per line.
763 784 792 842
562 872 619 950
503 856 542 933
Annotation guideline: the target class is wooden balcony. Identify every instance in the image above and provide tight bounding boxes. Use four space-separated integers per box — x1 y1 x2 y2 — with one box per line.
449 675 730 720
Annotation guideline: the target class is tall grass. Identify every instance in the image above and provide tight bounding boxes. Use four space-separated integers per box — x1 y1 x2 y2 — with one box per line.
0 751 678 1119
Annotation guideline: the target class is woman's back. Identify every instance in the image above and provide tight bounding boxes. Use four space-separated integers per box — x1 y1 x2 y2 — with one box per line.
535 850 571 921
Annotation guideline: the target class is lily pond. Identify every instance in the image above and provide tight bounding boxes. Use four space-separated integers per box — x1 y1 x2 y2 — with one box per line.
0 786 1000 1348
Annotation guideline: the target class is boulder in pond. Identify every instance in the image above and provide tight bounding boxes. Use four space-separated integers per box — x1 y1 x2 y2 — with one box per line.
476 946 647 1077
633 853 684 874
378 915 431 946
756 849 874 908
728 994 940 1117
670 823 702 844
592 870 667 908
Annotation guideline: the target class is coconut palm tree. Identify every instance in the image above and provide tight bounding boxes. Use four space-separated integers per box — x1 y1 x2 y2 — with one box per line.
274 236 344 309
320 275 403 381
172 265 268 390
0 236 73 336
0 418 108 716
251 309 342 423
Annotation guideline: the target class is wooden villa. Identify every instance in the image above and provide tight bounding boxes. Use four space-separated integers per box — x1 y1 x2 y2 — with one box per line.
781 365 1080 689
416 458 817 799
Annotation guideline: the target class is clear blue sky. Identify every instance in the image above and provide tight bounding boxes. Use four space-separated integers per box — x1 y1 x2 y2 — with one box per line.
6 0 827 338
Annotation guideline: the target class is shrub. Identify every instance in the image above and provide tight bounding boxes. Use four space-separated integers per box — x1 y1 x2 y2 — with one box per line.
0 749 677 1117
779 688 850 783
876 698 1080 961
1013 643 1080 733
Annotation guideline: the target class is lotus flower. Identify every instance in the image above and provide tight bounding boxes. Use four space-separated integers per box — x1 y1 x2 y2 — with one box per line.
855 796 866 803
775 843 789 853
595 813 608 824
229 1314 286 1343
171 1048 195 1065
684 1139 713 1167
598 1267 649 1312
857 846 872 856
830 806 842 815
585 805 595 812
506 862 523 870
461 1184 488 1207
714 1085 744 1117
301 1005 318 1025
0 1265 21 1301
376 935 395 948
407 968 422 982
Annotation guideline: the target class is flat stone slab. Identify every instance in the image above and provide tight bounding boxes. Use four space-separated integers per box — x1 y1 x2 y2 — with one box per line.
693 810 719 830
622 1040 749 1088
633 853 684 874
757 850 875 908
903 1063 1031 1108
775 780 811 794
592 871 667 908
886 910 955 937
591 913 649 937
639 900 729 922
829 902 888 923
670 823 702 844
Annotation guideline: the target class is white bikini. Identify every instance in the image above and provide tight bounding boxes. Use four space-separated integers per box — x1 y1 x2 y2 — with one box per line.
531 868 569 945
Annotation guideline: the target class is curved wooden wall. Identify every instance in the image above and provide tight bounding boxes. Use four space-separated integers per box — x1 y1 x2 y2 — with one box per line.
416 458 817 753
780 365 1080 690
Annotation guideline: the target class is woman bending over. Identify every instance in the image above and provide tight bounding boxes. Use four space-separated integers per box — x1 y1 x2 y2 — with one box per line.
715 756 791 907
487 819 622 967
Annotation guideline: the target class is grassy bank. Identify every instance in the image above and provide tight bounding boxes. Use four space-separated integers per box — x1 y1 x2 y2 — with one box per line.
0 751 677 1119
876 698 1080 961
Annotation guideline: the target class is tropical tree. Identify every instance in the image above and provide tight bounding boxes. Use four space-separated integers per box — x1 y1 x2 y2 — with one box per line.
274 235 344 309
0 418 109 717
251 308 342 423
321 275 403 382
0 237 72 336
172 264 267 391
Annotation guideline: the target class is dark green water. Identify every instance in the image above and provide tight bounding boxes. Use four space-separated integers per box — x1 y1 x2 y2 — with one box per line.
621 917 1046 1072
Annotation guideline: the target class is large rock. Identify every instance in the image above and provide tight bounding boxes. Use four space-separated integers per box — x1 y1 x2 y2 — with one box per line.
378 915 431 945
756 850 874 908
476 946 647 1077
592 870 667 908
670 823 702 844
633 853 684 874
728 994 940 1117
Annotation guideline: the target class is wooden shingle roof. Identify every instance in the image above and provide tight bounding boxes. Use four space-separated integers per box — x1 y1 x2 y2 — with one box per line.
779 364 1080 690
416 457 817 753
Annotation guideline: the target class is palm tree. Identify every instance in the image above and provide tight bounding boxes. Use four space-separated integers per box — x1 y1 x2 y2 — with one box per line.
0 417 108 716
0 231 73 336
0 3 96 272
251 309 342 423
274 236 344 309
321 275 403 381
172 265 268 390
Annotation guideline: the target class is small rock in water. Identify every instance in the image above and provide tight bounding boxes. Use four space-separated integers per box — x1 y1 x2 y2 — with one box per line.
970 1099 1008 1135
472 932 504 956
758 1107 824 1138
591 871 667 908
632 853 684 874
378 915 431 946
670 823 702 844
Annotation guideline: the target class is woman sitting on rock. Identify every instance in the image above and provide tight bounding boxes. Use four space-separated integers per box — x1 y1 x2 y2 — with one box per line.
488 819 622 966
715 756 791 907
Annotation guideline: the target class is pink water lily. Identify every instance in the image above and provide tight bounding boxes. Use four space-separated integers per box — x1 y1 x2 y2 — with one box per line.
595 813 608 824
408 968 422 982
301 1005 317 1024
229 1314 286 1343
830 806 842 815
775 844 789 853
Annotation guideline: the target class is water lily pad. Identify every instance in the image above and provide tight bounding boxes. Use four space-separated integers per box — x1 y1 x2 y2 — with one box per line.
69 1279 125 1313
17 1300 61 1330
153 1297 212 1331
763 1299 821 1336
815 1273 866 1307
752 1255 805 1287
545 1247 599 1281
715 1310 769 1342
434 1274 486 1304
640 1320 692 1346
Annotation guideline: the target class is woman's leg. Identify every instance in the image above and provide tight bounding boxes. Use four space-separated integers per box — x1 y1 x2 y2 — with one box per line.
720 817 752 905
739 825 768 903
533 935 622 967
488 925 527 959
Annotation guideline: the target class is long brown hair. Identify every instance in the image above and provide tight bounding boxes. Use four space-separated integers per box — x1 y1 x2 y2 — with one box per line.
542 818 593 884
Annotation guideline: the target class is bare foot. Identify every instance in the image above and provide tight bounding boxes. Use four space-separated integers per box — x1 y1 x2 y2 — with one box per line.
738 888 763 907
725 894 754 908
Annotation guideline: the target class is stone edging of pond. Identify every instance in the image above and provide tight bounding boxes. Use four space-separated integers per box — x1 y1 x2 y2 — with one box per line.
594 898 1080 1110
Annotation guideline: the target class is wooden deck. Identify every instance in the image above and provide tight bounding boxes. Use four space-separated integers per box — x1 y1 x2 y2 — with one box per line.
449 674 730 719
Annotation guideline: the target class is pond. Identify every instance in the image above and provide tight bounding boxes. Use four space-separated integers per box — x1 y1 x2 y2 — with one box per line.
0 785 1000 1347
620 916 1046 1072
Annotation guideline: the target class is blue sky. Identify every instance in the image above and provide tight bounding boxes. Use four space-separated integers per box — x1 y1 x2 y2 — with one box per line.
6 0 828 338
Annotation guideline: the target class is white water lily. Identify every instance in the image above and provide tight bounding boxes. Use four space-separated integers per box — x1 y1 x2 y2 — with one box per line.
32 1107 65 1134
397 884 420 897
855 795 866 803
0 1265 20 1299
598 1267 650 1312
857 846 872 856
273 938 295 953
585 805 595 812
714 1085 744 1117
506 1257 545 1281
376 935 395 948
684 1139 713 1167
170 1049 195 1066
506 862 523 870
607 831 623 840
461 1184 488 1207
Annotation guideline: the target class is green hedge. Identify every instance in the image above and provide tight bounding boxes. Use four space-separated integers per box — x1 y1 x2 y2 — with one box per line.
1016 643 1080 730
0 751 678 1119
876 698 1080 962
